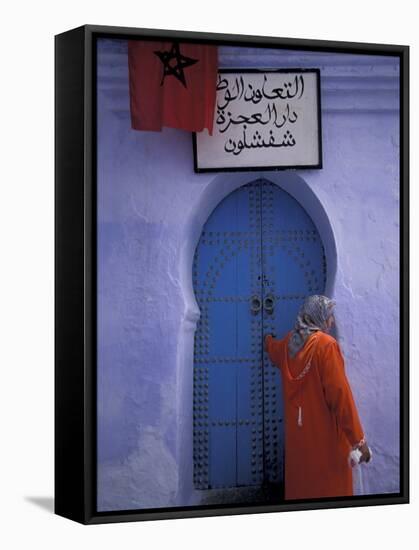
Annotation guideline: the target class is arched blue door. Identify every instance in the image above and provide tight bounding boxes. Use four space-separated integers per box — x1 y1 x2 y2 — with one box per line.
192 179 326 490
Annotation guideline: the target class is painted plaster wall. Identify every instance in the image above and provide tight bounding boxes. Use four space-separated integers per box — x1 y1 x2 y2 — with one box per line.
96 39 400 511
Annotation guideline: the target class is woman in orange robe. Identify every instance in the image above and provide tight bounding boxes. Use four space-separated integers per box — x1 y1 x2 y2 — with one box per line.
265 295 371 500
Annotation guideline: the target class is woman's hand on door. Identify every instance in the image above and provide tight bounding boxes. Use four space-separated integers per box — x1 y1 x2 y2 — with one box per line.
264 333 275 351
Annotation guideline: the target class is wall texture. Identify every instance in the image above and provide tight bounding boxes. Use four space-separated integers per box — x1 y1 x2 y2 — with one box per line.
96 38 400 511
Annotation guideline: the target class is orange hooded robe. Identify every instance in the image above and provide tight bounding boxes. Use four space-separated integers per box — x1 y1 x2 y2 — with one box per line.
265 331 365 500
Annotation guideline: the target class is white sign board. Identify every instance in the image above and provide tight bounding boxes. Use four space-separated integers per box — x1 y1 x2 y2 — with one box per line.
194 69 322 172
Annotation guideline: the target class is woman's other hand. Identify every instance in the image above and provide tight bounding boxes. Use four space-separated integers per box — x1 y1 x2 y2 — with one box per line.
358 441 372 463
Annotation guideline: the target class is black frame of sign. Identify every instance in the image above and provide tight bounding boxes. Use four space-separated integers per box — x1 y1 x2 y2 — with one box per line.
192 68 323 173
55 24 409 524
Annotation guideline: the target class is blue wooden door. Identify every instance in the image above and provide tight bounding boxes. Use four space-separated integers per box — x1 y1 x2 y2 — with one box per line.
192 179 326 490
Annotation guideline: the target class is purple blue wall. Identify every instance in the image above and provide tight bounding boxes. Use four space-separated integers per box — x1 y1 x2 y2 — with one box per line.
96 38 400 510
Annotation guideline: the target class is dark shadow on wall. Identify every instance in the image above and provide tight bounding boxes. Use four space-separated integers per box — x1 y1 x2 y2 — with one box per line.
24 496 54 514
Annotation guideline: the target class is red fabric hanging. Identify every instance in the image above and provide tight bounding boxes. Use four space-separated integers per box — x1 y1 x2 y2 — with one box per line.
128 40 218 134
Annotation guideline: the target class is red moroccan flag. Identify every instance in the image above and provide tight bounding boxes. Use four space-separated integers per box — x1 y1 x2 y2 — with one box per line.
128 40 218 134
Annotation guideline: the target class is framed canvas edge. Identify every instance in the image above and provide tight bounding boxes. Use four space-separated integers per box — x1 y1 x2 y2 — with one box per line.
400 42 410 506
67 23 410 53
84 494 409 525
55 25 88 524
54 24 410 525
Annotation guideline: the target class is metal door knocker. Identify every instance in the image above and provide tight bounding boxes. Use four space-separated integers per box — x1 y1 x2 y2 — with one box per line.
264 294 275 315
250 295 262 314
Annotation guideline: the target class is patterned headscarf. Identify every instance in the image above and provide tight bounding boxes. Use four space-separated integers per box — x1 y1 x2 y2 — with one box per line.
288 295 336 358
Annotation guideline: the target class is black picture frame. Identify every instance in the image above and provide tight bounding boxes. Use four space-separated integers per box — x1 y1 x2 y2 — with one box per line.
55 24 409 525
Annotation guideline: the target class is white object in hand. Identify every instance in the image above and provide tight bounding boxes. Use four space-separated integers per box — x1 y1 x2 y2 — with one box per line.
348 446 373 496
349 448 362 467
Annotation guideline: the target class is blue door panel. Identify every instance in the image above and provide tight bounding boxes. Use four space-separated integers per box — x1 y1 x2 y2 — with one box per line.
236 302 253 357
270 187 318 231
236 248 255 297
274 249 309 292
236 364 252 418
237 425 258 485
209 425 237 487
209 303 237 356
207 363 237 420
274 299 302 340
193 181 262 489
